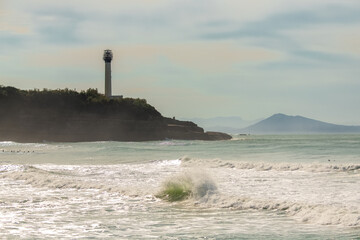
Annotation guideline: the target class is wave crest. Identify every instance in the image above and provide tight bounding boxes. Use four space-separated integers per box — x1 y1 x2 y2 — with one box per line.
0 165 134 195
180 157 360 173
194 194 360 227
156 171 217 202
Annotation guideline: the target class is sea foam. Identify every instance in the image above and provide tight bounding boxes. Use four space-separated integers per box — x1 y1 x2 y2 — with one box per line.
0 165 135 195
192 194 360 227
180 156 360 173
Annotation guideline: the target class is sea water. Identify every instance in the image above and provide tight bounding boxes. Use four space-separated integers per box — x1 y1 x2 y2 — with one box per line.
0 135 359 239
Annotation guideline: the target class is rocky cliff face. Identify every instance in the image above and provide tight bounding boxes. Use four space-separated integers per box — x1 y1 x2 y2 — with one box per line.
0 86 231 142
163 118 232 141
0 113 231 142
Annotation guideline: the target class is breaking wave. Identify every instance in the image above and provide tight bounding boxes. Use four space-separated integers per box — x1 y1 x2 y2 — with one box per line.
155 169 359 227
0 141 48 148
180 156 360 173
192 194 360 227
156 171 217 202
2 163 359 227
0 165 138 195
0 164 24 173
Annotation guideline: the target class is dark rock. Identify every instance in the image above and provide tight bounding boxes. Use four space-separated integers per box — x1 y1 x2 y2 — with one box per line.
205 131 232 140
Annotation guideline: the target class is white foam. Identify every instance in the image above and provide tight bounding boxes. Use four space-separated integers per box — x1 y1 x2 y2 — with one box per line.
2 161 359 227
0 164 24 173
180 157 360 173
1 166 137 196
158 141 190 146
156 159 182 166
0 141 17 147
192 194 360 227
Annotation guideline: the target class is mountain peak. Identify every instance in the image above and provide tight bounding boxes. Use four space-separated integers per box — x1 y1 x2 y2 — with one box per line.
242 113 360 134
270 113 289 119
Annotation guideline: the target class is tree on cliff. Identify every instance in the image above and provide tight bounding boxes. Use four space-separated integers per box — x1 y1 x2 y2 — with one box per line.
0 86 161 120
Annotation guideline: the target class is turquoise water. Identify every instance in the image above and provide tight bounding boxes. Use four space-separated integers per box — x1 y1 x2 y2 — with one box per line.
1 135 359 239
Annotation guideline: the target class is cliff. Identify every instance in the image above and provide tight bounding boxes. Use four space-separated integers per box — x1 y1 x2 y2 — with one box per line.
0 86 231 142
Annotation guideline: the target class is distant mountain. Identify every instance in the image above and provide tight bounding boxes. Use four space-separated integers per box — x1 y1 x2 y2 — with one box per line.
242 113 360 134
182 116 260 134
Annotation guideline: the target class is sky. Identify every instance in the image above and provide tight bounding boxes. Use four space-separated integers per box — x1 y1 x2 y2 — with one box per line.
1 0 360 124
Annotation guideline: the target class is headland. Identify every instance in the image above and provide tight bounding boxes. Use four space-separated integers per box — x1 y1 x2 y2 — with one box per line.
0 86 231 142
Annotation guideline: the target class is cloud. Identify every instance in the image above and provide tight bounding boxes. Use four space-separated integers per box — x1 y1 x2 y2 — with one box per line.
283 24 360 58
5 0 360 49
24 42 283 74
0 23 30 34
198 3 360 73
202 4 360 40
118 42 283 72
0 32 26 50
0 1 32 31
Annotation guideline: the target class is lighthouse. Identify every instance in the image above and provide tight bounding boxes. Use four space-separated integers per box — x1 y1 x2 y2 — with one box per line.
103 49 113 98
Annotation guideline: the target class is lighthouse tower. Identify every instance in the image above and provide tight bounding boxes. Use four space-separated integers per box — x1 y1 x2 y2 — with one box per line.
103 49 113 98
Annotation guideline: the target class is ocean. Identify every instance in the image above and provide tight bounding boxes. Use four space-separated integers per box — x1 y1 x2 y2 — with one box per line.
0 135 359 239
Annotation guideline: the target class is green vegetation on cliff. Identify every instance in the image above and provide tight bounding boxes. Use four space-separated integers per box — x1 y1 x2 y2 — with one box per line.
0 86 161 120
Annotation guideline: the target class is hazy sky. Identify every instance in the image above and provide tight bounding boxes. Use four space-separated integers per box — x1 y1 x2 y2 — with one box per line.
1 0 360 124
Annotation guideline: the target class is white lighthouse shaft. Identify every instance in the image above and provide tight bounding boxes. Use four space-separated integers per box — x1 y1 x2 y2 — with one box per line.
105 62 111 98
103 49 113 98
